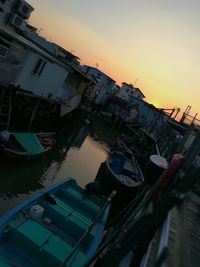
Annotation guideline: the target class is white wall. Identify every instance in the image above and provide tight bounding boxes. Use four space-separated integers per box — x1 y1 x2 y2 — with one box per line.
116 84 131 102
117 83 144 102
15 51 69 100
0 36 27 86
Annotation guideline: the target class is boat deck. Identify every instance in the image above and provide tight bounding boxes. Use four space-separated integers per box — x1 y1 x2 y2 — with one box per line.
141 192 200 267
0 180 108 267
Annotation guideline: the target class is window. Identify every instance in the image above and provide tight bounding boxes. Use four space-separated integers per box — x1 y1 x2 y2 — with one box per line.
21 5 30 15
0 44 8 57
32 58 46 76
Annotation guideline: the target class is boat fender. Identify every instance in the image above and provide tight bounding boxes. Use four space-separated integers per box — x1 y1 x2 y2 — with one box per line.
29 204 44 219
40 138 53 147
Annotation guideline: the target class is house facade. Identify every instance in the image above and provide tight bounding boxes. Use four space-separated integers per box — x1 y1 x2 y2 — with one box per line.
0 0 94 117
0 0 34 33
0 30 27 86
15 50 69 98
0 30 93 116
12 37 93 116
23 30 80 65
116 82 145 103
0 0 34 87
81 65 116 104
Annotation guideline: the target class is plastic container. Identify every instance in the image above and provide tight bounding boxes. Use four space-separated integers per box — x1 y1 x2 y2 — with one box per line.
145 155 168 185
29 204 44 219
110 152 125 174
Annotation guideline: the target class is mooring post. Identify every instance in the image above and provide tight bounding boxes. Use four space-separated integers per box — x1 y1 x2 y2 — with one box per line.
28 98 40 131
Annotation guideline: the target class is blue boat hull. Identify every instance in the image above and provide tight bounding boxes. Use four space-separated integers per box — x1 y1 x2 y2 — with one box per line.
0 178 110 267
105 151 144 190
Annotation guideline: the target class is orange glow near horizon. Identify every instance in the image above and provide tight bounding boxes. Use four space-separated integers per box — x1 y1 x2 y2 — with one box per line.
27 0 200 118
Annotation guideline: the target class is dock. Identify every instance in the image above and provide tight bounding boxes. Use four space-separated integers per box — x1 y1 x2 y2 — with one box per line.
141 192 200 267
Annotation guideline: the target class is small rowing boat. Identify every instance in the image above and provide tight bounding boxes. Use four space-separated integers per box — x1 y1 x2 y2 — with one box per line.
0 178 114 267
0 131 55 160
105 151 144 190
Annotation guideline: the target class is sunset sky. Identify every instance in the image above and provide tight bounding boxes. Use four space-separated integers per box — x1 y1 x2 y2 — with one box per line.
27 0 200 117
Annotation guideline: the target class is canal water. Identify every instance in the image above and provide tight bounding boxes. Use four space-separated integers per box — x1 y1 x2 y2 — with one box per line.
0 112 115 216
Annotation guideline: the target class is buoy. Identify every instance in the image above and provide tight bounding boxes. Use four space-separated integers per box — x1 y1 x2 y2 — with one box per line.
40 138 53 147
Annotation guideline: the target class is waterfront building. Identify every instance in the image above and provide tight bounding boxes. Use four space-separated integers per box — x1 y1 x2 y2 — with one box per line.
116 82 145 102
23 30 80 66
0 1 94 117
81 65 116 104
0 0 34 33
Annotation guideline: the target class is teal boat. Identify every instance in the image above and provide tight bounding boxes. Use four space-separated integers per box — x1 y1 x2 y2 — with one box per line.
0 178 113 267
0 132 55 160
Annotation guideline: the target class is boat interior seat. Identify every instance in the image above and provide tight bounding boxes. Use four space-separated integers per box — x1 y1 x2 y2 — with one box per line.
42 195 93 225
7 219 87 267
58 187 85 206
0 257 13 267
41 198 97 247
58 188 102 218
64 187 84 201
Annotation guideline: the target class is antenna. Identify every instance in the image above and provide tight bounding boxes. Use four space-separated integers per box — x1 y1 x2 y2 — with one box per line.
37 28 43 33
133 77 139 86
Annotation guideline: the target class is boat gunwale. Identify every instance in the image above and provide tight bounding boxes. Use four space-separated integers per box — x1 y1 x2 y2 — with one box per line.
3 145 51 156
106 151 143 188
0 178 111 267
0 132 54 159
0 178 73 225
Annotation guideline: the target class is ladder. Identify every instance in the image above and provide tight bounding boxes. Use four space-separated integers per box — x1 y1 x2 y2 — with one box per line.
0 88 12 131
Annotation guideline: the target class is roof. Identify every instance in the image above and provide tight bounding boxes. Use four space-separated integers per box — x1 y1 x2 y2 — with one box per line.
0 27 96 86
168 119 187 132
122 82 145 98
51 43 80 60
0 26 71 72
135 87 145 98
122 82 134 88
72 66 96 84
83 65 116 83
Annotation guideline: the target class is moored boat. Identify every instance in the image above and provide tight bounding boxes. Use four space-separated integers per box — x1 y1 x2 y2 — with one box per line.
116 135 140 158
105 151 144 189
0 131 55 160
0 178 113 267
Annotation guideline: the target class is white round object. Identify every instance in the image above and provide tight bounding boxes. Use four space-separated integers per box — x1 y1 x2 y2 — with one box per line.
29 204 44 219
150 155 168 169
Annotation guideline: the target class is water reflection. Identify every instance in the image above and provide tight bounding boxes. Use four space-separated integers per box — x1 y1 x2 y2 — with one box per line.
0 117 108 215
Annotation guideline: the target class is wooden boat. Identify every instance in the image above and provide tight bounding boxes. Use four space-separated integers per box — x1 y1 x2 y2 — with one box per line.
105 151 144 189
0 178 113 267
116 135 142 159
0 132 55 160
